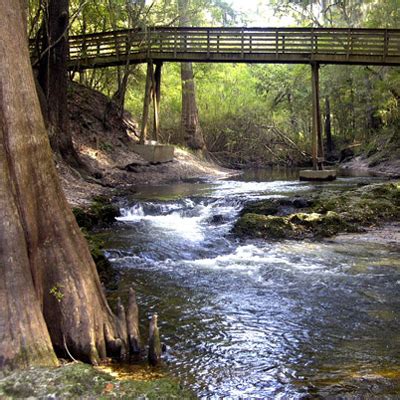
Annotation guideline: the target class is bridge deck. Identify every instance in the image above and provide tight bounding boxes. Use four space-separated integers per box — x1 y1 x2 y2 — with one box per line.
59 27 400 70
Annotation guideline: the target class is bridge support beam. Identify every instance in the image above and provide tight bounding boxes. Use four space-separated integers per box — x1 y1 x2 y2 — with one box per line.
311 62 324 170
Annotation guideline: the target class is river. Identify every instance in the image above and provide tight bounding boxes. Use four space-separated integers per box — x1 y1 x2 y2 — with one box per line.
98 169 400 399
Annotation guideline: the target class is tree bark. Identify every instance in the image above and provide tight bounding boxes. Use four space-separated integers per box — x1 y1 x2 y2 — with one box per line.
148 314 161 366
324 96 334 155
140 62 153 144
127 288 141 355
19 0 28 31
0 0 58 370
178 0 206 152
0 0 125 367
37 0 83 168
311 63 323 169
0 132 58 369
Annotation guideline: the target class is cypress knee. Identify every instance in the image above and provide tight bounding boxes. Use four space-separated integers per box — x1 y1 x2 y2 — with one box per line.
116 298 129 359
126 288 141 354
148 314 161 366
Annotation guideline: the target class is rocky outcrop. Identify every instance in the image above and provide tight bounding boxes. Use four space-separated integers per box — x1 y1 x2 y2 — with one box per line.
234 182 400 240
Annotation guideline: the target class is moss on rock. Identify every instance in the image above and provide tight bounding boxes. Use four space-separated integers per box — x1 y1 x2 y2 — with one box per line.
233 213 295 239
234 181 400 240
72 196 121 289
73 196 120 231
288 211 354 237
312 182 400 225
83 231 118 290
240 200 280 216
240 197 313 217
0 362 194 399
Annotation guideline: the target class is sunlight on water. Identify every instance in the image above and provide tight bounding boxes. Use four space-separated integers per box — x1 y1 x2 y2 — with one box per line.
211 179 310 199
118 208 205 241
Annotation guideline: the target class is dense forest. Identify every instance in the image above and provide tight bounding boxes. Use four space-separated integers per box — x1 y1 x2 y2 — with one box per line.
27 0 400 167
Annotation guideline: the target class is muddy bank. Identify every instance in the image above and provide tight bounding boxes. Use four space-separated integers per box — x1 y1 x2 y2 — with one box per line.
341 155 400 178
234 181 400 240
60 147 237 208
61 83 236 207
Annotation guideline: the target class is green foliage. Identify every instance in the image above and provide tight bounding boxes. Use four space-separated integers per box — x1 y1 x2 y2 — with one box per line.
28 0 400 165
49 284 64 303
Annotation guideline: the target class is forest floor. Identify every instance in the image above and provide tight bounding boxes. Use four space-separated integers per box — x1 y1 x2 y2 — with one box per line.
60 83 237 207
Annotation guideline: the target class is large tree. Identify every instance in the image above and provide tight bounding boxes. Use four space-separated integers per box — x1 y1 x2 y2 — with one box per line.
0 0 127 368
178 0 206 152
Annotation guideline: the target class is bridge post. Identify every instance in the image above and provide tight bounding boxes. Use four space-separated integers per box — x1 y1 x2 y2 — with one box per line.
311 62 324 170
140 61 153 144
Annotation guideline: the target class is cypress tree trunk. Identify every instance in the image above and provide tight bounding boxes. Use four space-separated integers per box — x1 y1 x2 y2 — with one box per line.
0 0 124 368
37 0 83 168
324 96 334 156
178 0 206 151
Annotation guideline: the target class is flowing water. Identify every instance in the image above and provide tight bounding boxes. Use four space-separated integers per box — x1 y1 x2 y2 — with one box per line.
100 170 400 399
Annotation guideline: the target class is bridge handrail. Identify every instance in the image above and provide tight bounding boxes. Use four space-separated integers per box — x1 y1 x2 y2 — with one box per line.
30 27 400 68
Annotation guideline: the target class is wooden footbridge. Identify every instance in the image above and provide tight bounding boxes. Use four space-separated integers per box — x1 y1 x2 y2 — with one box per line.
67 27 400 68
35 27 400 169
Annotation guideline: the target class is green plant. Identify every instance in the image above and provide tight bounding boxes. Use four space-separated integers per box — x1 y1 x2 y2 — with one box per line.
49 284 64 303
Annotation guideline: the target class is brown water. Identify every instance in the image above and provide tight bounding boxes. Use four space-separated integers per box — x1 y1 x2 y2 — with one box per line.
100 171 400 398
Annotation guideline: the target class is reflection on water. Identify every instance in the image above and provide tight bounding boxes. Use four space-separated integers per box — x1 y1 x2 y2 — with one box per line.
102 171 400 398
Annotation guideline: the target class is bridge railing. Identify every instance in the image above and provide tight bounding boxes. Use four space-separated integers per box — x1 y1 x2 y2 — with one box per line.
31 27 400 68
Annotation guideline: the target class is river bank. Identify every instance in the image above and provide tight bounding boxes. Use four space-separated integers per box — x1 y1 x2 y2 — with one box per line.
341 155 400 178
60 82 236 208
62 83 400 208
0 362 193 399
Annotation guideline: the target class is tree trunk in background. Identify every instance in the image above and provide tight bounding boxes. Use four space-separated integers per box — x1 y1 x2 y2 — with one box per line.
0 0 124 368
324 97 334 156
178 0 206 151
287 92 299 139
38 0 83 168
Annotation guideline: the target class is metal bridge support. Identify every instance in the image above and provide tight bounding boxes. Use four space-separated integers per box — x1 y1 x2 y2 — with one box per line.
140 61 162 144
311 62 324 170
